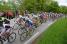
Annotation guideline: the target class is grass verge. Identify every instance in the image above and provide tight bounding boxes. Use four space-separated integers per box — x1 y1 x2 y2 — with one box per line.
34 18 67 44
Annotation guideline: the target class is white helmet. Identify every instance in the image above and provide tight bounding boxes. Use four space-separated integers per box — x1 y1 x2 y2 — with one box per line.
19 15 22 18
33 15 38 18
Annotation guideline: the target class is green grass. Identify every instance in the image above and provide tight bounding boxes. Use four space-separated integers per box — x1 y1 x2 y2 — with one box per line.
35 18 67 44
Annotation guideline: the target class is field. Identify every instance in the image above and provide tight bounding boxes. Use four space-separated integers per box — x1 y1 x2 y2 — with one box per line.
34 18 67 44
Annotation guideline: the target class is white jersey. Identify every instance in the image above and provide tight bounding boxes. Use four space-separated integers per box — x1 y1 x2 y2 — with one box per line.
33 15 38 18
0 28 5 36
3 23 10 28
0 22 11 36
24 16 33 23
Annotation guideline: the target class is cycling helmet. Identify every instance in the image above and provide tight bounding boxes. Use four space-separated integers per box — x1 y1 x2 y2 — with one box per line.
4 19 10 24
19 15 22 18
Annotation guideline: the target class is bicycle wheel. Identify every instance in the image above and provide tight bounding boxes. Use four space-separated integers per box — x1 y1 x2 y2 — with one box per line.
0 40 3 44
18 27 27 35
32 26 36 32
28 29 33 36
40 19 43 24
13 23 19 30
20 31 27 41
8 32 16 43
19 28 27 41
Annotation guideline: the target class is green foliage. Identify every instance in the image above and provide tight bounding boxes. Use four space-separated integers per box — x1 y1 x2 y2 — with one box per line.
59 6 67 14
42 1 59 13
19 0 67 14
19 0 52 13
0 4 12 12
0 0 67 14
49 1 59 13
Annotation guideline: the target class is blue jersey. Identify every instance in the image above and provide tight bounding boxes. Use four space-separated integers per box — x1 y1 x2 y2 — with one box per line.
26 19 33 27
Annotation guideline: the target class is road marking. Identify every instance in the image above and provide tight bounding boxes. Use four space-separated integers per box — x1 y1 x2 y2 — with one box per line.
24 32 39 44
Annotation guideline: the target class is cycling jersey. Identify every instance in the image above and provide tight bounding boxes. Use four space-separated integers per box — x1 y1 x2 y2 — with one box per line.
32 15 38 18
0 19 11 36
39 14 43 19
26 20 33 27
0 28 5 36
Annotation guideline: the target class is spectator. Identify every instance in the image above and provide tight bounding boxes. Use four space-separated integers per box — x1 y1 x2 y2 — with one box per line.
6 11 13 19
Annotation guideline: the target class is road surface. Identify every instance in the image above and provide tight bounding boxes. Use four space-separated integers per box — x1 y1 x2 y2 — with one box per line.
4 19 55 44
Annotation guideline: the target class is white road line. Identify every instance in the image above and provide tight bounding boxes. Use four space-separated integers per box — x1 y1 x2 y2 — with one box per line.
24 32 39 44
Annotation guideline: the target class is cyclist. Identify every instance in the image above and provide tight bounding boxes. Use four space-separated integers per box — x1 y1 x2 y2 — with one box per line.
16 15 26 28
44 14 48 22
6 11 13 19
39 12 45 23
16 15 22 24
32 14 40 27
24 15 33 31
0 19 11 39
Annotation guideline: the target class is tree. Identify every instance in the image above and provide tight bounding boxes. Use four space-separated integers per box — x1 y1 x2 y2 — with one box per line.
59 6 67 14
46 1 59 13
0 4 12 12
19 0 52 13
